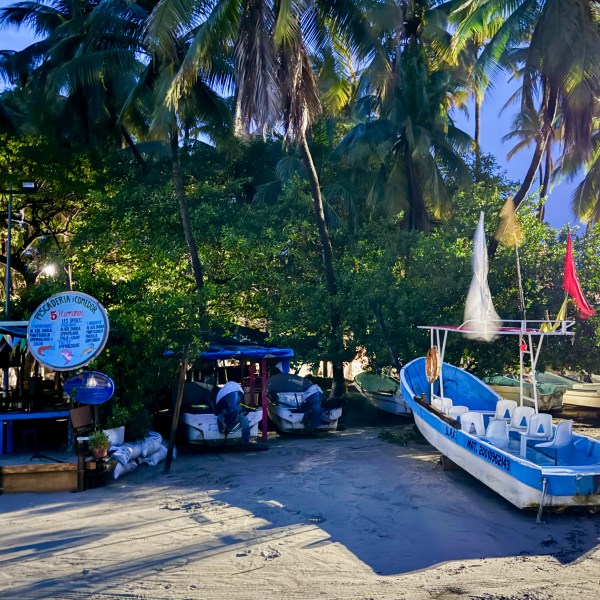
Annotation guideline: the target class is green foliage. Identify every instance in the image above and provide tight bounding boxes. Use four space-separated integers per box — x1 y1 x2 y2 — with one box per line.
379 426 425 445
88 429 110 452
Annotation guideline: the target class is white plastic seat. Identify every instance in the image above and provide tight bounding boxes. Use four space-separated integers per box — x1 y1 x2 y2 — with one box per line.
508 406 535 432
460 412 485 436
448 405 469 420
431 396 453 414
519 413 553 457
440 397 453 414
535 420 573 464
494 399 517 422
431 396 443 412
485 419 509 448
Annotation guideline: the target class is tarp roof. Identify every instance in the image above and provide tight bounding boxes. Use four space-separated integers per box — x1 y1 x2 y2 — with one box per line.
200 344 294 361
0 321 28 338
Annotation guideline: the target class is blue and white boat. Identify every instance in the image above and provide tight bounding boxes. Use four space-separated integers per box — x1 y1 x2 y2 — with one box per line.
401 322 600 512
400 215 600 513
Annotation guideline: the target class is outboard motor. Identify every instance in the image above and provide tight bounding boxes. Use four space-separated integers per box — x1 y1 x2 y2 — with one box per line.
215 382 248 440
301 384 324 431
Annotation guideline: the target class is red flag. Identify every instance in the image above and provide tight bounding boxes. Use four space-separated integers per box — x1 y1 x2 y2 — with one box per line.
563 232 595 319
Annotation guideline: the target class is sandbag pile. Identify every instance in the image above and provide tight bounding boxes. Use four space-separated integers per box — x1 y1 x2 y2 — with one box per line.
108 431 176 480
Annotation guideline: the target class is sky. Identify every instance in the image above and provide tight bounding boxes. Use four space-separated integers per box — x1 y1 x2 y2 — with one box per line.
454 83 579 232
0 2 581 231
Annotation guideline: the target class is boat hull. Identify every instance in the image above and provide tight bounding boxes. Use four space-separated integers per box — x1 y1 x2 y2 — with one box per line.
401 357 600 510
267 402 342 433
182 410 262 445
561 390 600 409
353 386 411 415
486 384 563 412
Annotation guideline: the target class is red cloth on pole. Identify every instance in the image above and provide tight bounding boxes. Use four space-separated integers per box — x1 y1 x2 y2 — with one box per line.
563 232 595 319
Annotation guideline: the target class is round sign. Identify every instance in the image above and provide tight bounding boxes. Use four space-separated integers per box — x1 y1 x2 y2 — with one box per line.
27 292 110 371
64 371 115 405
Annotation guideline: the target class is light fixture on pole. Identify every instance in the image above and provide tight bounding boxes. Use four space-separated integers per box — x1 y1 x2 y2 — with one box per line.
2 180 37 397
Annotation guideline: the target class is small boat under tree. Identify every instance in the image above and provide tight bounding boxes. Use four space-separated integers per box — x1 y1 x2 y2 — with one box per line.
353 372 411 416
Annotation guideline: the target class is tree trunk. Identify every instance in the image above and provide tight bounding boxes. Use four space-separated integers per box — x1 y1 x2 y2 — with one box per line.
488 87 558 258
538 146 551 221
170 122 204 293
371 301 402 373
298 136 345 397
120 125 146 171
474 96 481 181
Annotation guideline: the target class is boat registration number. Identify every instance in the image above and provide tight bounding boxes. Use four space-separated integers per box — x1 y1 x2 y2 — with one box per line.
466 438 511 472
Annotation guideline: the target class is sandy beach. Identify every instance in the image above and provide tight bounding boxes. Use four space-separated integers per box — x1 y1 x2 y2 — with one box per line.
1 397 600 600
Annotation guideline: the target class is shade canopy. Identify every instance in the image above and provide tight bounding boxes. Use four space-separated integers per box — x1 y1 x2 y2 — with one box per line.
200 344 294 362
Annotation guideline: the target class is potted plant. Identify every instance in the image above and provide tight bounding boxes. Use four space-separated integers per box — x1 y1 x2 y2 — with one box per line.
88 429 110 459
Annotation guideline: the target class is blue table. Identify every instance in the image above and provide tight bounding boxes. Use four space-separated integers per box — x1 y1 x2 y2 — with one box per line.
0 410 70 455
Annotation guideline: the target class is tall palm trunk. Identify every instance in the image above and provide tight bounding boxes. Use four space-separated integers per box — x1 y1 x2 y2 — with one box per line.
538 146 552 221
170 121 204 293
299 135 345 397
474 96 482 181
489 86 558 258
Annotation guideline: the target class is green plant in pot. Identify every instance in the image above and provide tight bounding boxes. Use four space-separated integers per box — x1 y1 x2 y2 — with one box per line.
88 429 110 459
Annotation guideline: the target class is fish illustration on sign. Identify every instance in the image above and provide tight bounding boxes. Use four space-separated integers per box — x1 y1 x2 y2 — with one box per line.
61 349 74 365
37 345 54 356
81 345 95 356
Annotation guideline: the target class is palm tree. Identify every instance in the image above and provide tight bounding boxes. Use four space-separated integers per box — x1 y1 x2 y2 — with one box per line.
447 0 600 253
0 0 234 294
145 0 372 396
335 0 472 231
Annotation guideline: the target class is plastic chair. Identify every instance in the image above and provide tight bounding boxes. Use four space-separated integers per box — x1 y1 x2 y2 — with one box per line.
485 419 509 448
440 397 453 414
494 399 517 422
448 405 469 420
535 420 573 464
519 413 553 457
431 396 452 413
508 406 535 432
460 412 485 436
431 396 443 412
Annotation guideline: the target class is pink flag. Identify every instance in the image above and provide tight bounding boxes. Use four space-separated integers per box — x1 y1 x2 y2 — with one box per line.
563 232 595 319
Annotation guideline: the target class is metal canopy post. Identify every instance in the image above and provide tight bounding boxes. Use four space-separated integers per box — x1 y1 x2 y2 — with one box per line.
421 320 573 414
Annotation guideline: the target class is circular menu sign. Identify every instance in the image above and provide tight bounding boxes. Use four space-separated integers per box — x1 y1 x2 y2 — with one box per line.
27 292 110 371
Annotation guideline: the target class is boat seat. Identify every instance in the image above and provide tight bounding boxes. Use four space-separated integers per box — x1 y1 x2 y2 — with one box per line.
494 399 517 422
460 412 485 436
485 419 509 448
519 413 553 457
508 406 535 432
448 405 469 420
432 395 453 414
535 420 573 464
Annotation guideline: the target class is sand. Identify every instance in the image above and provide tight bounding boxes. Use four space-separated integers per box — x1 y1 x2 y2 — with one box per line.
1 398 600 600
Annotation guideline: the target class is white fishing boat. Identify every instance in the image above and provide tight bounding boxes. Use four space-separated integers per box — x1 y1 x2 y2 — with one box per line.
181 381 263 445
353 372 411 416
400 215 600 513
536 372 600 409
267 373 342 433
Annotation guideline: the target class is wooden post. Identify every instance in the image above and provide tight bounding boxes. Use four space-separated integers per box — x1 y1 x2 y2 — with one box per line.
164 348 188 473
249 362 255 406
261 357 268 441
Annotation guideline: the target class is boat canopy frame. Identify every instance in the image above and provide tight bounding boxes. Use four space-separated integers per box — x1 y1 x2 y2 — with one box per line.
419 319 575 413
